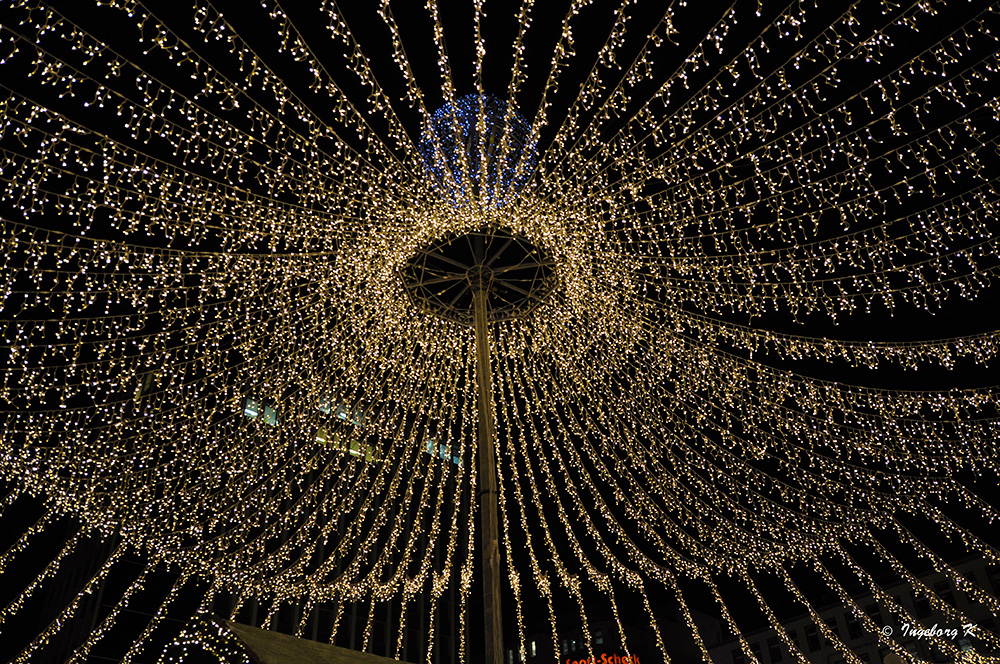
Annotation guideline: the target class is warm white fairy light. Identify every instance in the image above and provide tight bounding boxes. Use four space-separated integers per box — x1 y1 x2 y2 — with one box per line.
0 0 999 662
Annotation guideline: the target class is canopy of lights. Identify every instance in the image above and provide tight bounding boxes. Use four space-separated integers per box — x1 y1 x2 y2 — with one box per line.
1 0 999 662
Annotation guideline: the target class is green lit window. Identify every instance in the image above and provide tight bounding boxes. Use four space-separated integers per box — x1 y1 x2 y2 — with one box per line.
244 398 260 418
135 372 153 401
244 398 278 426
263 405 278 426
425 438 461 466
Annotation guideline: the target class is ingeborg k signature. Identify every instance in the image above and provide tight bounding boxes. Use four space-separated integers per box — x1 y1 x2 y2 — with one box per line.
881 623 975 640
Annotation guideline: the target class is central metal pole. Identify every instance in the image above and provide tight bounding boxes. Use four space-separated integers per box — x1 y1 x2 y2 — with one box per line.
472 284 503 664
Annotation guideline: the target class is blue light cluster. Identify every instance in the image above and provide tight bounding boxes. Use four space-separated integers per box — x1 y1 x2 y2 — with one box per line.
419 94 537 208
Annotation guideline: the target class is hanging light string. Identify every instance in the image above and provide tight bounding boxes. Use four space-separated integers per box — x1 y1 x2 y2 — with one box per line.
257 0 422 166
496 345 627 664
0 9 398 214
0 510 58 575
536 1 681 183
889 515 1000 617
583 4 959 206
0 527 82 629
11 541 126 664
532 0 743 197
836 543 1000 655
741 572 813 664
136 0 419 189
120 574 193 664
66 565 153 664
494 0 537 209
558 2 984 207
1 0 999 661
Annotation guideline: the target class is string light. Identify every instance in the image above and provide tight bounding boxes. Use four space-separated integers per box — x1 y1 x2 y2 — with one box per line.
0 1 999 662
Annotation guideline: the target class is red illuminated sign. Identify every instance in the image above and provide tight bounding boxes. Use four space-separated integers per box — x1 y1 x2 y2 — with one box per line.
567 655 639 664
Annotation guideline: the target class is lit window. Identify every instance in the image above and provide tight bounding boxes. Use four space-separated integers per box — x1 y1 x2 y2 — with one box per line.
331 402 364 426
317 394 332 414
135 372 153 401
263 405 278 426
530 641 537 657
244 398 260 418
318 430 375 462
422 439 461 466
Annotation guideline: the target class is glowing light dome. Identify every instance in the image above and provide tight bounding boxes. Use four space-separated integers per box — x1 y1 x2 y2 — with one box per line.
419 94 537 208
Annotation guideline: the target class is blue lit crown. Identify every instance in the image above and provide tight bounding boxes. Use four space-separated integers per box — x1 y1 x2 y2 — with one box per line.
419 94 536 207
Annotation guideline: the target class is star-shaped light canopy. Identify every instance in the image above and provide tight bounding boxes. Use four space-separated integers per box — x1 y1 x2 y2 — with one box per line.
0 0 999 662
